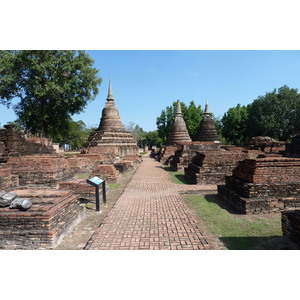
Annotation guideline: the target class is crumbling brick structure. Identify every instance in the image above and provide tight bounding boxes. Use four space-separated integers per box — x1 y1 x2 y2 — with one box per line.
184 148 259 185
218 157 300 214
169 141 221 171
91 164 120 183
0 153 104 190
157 145 178 165
0 124 55 164
247 136 286 155
0 189 84 249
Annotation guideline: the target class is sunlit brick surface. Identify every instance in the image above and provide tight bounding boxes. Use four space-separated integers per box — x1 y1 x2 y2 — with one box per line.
86 156 213 250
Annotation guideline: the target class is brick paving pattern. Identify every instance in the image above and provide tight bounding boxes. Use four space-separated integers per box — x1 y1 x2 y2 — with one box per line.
86 156 214 250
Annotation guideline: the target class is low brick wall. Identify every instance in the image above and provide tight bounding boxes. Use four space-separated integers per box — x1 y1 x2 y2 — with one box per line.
0 125 54 163
185 149 259 185
0 153 106 190
170 142 221 171
91 164 120 183
281 210 300 249
218 157 300 214
232 157 300 184
0 189 84 249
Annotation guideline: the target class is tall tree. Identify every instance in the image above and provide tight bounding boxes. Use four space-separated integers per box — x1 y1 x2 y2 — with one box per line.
156 100 202 143
246 85 300 140
221 104 249 145
0 50 102 137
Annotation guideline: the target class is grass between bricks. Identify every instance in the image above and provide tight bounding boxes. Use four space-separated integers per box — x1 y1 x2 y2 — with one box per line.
183 194 288 250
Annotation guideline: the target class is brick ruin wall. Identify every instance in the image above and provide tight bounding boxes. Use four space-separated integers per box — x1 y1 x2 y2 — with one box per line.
0 125 55 164
170 142 221 171
184 149 260 185
157 146 178 165
91 164 120 183
0 153 105 190
0 190 84 249
218 157 300 214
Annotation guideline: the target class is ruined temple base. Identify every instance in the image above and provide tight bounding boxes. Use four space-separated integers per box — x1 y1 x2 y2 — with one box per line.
281 210 300 249
184 149 259 185
218 184 300 214
0 189 84 249
217 157 300 214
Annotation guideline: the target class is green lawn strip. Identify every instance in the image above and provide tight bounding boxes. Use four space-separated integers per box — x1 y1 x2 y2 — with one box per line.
184 194 283 250
162 166 188 184
107 182 121 190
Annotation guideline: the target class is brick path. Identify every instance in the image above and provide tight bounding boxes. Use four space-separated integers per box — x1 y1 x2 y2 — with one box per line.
85 156 215 250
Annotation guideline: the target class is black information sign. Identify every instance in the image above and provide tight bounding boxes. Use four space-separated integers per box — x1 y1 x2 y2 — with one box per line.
86 176 107 212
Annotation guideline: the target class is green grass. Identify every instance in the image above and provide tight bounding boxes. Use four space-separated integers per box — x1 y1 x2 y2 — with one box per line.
163 167 189 184
107 182 121 190
184 194 286 250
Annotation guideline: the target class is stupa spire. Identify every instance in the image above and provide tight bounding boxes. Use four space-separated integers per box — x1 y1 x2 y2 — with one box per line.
106 77 114 101
176 99 182 115
204 100 209 113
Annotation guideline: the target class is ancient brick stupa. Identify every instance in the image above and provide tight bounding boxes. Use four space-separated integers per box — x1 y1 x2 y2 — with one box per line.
166 100 191 145
83 79 138 158
194 101 221 142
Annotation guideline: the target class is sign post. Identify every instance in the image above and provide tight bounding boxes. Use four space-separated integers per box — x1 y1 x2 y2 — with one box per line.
86 176 106 212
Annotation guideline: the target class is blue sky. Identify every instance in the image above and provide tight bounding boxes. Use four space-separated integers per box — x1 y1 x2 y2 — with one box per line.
1 50 300 131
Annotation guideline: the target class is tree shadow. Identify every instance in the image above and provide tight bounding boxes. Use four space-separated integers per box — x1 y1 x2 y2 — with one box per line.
174 174 189 184
219 236 291 250
204 194 243 215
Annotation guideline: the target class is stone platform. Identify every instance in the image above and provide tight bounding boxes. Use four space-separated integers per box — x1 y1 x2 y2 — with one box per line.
0 189 84 249
218 157 300 214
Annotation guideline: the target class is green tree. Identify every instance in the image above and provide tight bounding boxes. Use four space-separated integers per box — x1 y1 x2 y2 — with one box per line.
51 118 92 150
126 122 147 148
145 130 163 148
156 100 202 143
246 85 300 140
221 104 249 145
0 50 102 138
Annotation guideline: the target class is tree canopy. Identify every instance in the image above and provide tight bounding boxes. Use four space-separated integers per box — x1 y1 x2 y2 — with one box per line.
220 104 249 146
220 85 300 145
246 85 300 141
0 50 102 138
156 100 202 143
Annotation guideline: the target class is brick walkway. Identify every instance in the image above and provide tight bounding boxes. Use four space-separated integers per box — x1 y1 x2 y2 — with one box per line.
85 156 214 250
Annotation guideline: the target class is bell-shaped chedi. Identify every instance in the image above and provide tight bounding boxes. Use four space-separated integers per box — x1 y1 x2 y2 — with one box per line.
83 79 139 158
194 101 221 142
166 100 191 145
97 79 125 131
